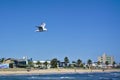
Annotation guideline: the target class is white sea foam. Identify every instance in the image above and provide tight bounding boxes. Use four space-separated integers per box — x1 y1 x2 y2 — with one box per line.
60 76 75 79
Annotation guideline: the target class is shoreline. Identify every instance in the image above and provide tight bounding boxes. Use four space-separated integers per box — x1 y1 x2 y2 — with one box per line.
0 68 120 75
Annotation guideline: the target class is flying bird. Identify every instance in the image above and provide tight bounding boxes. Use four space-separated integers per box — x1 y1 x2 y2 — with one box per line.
35 22 47 32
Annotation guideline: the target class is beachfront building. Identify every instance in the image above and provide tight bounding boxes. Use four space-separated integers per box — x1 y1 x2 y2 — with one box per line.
33 60 51 69
14 59 28 68
98 53 114 65
2 58 15 68
1 57 29 68
58 62 65 67
0 58 26 68
14 57 30 68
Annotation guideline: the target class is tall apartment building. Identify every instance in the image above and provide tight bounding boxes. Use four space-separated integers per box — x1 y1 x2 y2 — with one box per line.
98 53 114 64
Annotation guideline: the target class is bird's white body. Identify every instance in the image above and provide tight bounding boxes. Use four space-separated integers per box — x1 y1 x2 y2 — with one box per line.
35 23 47 32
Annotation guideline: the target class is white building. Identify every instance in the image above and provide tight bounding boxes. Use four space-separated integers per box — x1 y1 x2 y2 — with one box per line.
98 53 114 65
33 60 51 69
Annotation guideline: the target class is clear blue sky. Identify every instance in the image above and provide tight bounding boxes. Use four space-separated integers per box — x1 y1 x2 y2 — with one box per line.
0 0 120 63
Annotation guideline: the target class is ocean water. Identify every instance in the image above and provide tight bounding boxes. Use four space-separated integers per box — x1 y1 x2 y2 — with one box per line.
0 72 120 80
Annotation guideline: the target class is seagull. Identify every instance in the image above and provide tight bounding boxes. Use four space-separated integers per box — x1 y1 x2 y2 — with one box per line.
35 22 47 32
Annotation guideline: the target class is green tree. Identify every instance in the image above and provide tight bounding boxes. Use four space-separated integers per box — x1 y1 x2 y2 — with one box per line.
28 61 33 67
97 61 101 68
44 61 48 69
0 59 2 63
105 61 109 68
77 59 82 67
1 58 5 63
50 58 58 68
64 57 69 67
87 59 92 69
36 61 41 67
105 61 109 65
72 61 76 67
112 61 116 68
97 61 101 65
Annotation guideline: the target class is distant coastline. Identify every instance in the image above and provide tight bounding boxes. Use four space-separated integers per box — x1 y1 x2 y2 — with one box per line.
0 68 120 75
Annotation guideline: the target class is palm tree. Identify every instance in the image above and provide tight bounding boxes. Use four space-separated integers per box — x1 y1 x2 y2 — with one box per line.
28 61 33 67
97 61 101 65
77 59 82 67
1 58 5 63
105 61 109 69
87 59 92 69
36 61 41 68
112 61 116 68
64 57 69 67
44 61 48 69
50 58 58 68
72 61 76 67
0 59 2 63
97 61 101 68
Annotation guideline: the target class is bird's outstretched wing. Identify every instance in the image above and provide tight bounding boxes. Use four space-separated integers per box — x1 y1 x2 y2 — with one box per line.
40 23 46 28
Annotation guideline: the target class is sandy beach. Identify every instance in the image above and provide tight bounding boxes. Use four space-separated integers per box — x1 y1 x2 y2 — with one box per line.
0 68 120 75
